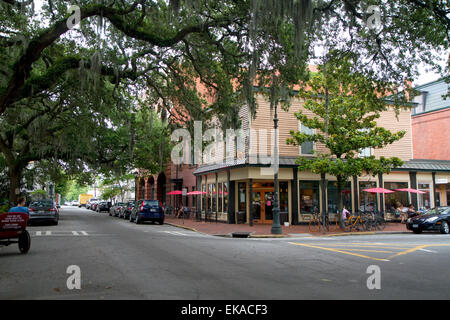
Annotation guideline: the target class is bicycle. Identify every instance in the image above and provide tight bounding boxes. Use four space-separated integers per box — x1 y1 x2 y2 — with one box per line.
364 211 386 231
308 213 338 233
344 214 367 232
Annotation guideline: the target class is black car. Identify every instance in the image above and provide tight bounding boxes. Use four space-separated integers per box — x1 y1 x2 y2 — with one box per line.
406 206 450 234
129 200 164 225
96 201 112 213
120 201 135 219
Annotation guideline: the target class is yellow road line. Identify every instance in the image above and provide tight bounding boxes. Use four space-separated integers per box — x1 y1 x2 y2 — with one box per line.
336 248 394 253
288 242 390 262
305 244 411 250
387 244 450 260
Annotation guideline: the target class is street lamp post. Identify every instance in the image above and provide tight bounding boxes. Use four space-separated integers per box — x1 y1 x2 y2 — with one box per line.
134 171 138 201
271 101 282 235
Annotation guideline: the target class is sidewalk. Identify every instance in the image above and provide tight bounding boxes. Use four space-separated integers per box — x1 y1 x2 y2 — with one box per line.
164 216 409 237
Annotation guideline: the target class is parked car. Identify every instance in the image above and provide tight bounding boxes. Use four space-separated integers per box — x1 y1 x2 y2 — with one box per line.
71 200 79 206
86 198 98 210
109 202 125 217
28 199 59 225
406 206 450 234
120 201 135 219
96 201 111 213
129 200 164 225
90 200 100 211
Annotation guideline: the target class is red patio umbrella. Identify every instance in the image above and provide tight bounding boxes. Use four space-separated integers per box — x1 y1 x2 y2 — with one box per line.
395 188 426 194
363 187 395 194
186 191 206 195
167 190 183 195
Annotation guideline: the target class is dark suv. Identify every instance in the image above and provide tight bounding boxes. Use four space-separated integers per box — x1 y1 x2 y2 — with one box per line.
129 200 164 225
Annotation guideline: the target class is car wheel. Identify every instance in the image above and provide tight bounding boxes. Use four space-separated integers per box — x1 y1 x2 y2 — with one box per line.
18 230 31 254
413 229 422 234
158 219 164 225
54 220 58 226
440 221 449 234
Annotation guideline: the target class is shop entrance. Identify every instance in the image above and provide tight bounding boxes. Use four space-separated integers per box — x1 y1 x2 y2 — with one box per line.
251 183 275 224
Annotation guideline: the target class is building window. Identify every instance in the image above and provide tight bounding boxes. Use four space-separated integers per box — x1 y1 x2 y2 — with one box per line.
384 182 409 213
327 181 352 214
223 182 229 213
299 181 320 214
218 183 223 212
279 182 289 213
238 182 246 212
300 123 314 155
359 181 377 212
201 184 206 211
207 184 212 211
212 183 217 212
418 183 431 210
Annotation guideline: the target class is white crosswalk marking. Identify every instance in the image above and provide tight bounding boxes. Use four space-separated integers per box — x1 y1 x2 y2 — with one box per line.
45 231 51 236
72 231 79 236
80 231 88 236
36 231 42 236
33 231 90 236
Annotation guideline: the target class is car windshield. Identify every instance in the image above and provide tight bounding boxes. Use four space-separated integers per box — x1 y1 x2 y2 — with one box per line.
31 200 53 207
423 207 450 215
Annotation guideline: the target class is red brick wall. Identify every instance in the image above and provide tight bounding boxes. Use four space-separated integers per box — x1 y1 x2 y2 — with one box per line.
412 108 450 160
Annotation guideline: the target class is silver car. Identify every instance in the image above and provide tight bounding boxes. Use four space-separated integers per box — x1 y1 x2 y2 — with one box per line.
29 199 59 225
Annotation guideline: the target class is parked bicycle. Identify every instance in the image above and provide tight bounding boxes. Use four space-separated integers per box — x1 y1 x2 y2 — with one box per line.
308 213 339 233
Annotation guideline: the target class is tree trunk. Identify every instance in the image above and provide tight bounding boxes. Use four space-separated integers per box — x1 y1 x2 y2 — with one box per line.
8 166 22 206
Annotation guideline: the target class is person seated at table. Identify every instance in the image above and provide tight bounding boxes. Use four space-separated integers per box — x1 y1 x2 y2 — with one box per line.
176 206 188 218
407 204 419 218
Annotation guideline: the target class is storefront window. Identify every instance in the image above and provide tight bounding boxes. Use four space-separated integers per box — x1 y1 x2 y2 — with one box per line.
223 182 228 212
384 182 409 213
207 184 212 211
218 183 223 212
202 184 206 211
279 182 289 213
212 183 217 212
327 181 352 214
359 181 377 212
238 182 246 212
300 181 320 214
418 183 431 210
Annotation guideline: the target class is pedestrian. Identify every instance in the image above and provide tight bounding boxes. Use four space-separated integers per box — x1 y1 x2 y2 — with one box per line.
8 197 30 215
342 205 350 220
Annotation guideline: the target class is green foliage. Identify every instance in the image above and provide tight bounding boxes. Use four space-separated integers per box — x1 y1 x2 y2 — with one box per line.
65 181 88 201
288 54 407 188
30 189 48 199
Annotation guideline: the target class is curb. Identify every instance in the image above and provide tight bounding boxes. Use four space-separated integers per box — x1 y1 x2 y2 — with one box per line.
165 222 199 233
319 231 409 237
249 234 286 238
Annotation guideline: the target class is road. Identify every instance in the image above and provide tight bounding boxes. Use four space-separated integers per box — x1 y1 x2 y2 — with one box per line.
1 206 450 299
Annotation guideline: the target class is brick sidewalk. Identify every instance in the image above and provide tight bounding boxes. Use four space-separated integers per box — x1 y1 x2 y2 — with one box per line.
165 216 408 237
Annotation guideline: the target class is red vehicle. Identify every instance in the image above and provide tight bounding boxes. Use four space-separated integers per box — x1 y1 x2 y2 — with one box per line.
0 212 31 254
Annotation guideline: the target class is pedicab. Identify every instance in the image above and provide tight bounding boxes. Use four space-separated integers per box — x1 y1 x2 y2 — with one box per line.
0 212 31 254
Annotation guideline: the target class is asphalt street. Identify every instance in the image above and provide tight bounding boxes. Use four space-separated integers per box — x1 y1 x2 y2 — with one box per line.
1 206 449 299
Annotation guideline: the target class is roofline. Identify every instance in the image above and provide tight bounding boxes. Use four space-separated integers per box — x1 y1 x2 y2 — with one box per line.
413 77 447 89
